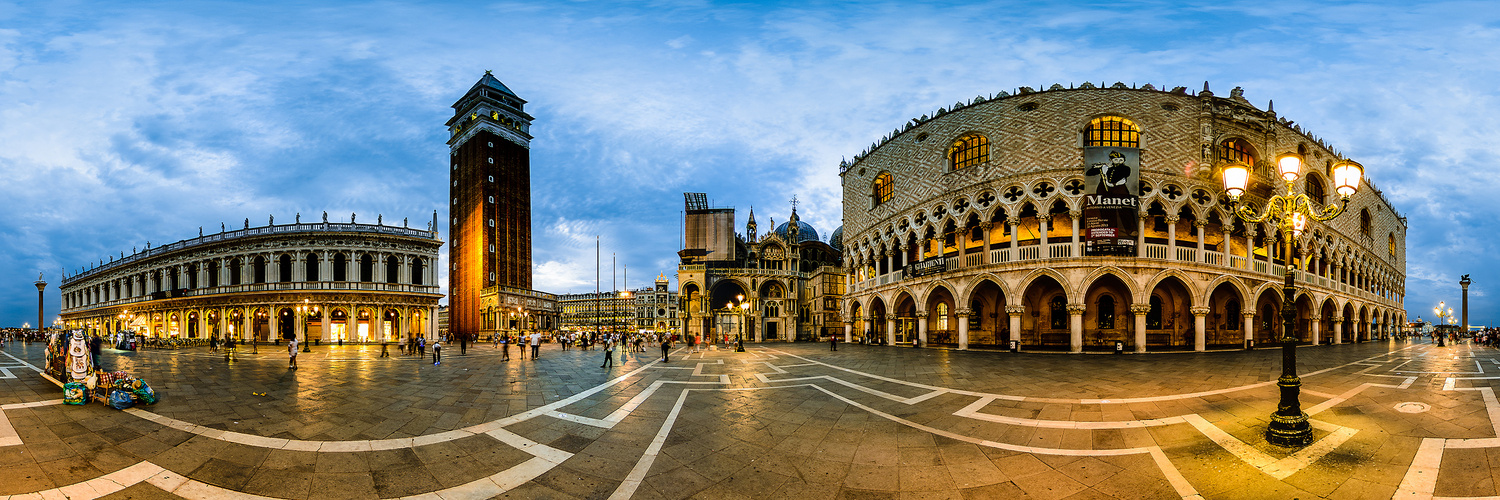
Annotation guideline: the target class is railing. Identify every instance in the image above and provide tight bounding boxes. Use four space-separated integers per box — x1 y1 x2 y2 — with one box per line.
62 281 444 314
990 249 1010 263
964 252 984 267
1204 251 1224 266
1230 255 1246 269
945 256 960 270
878 275 890 285
1017 246 1041 261
1175 247 1197 262
1047 242 1073 259
1254 260 1268 274
1143 243 1168 259
1271 264 1285 276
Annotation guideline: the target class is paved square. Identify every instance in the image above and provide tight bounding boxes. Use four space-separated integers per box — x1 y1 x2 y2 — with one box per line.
0 339 1494 499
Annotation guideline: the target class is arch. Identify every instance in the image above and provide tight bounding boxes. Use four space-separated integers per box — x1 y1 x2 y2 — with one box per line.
1206 280 1246 347
276 307 295 341
948 133 990 170
278 254 293 282
385 256 399 283
759 280 787 299
332 252 348 282
305 253 320 282
1019 273 1068 348
924 284 958 345
1321 297 1339 343
966 278 1007 347
1141 268 1201 306
1146 275 1194 348
1219 137 1258 165
359 253 374 282
1253 287 1285 345
1082 272 1133 349
1016 268 1072 305
411 257 426 285
867 295 888 343
1075 266 1141 302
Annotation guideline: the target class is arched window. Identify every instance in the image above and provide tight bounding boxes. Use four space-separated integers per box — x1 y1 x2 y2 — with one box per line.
279 254 293 282
1360 209 1372 236
359 254 373 282
385 257 399 284
1084 116 1140 147
305 253 320 282
1226 299 1241 329
412 258 425 286
1049 296 1067 330
872 173 893 206
252 256 267 284
948 133 990 170
1305 173 1327 205
1219 138 1256 165
1388 233 1396 257
1147 295 1163 329
1097 295 1115 329
936 302 949 330
333 253 347 281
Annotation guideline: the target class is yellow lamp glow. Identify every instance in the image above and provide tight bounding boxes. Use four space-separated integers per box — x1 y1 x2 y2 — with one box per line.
1276 153 1303 182
1221 163 1250 198
1289 212 1307 236
1332 160 1363 198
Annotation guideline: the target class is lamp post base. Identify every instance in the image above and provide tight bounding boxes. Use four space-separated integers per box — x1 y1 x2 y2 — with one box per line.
1265 411 1313 447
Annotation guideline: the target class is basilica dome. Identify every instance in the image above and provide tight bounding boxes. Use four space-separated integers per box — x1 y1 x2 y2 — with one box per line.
774 221 820 244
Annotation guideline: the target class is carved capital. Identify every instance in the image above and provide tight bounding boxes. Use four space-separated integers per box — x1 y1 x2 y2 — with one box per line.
1194 220 1209 228
1242 312 1257 318
955 309 971 318
1130 304 1152 314
1067 304 1087 314
1005 305 1025 316
1165 215 1181 223
1190 307 1211 316
1068 210 1083 220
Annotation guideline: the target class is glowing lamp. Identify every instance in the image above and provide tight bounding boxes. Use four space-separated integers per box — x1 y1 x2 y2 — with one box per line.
1276 153 1303 182
1221 163 1250 198
1332 160 1363 198
1289 212 1307 236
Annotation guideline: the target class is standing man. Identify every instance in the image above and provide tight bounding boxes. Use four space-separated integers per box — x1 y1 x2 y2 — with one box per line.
660 337 671 363
601 339 614 369
501 334 511 361
830 333 838 351
288 337 298 370
460 333 468 355
529 331 541 360
432 339 442 365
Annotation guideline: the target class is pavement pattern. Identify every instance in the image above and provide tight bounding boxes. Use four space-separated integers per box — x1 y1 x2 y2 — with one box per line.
0 338 1496 499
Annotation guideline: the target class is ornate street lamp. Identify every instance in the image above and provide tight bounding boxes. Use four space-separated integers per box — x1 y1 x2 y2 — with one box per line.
1221 153 1363 447
1433 302 1452 346
297 299 316 352
735 294 748 352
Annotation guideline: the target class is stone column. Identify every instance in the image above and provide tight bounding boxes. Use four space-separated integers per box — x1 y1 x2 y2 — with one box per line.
886 317 897 345
1132 304 1150 353
980 222 993 263
844 322 852 343
956 310 969 350
1137 214 1150 257
399 308 409 344
956 229 967 269
270 306 280 342
1244 312 1257 348
320 306 330 343
241 308 252 341
1244 228 1256 269
916 310 928 347
1039 213 1049 248
1310 315 1322 345
1008 217 1020 259
1334 319 1343 344
1191 306 1209 352
1006 305 1024 347
1068 303 1085 353
1166 215 1179 260
1195 220 1207 263
1069 210 1082 256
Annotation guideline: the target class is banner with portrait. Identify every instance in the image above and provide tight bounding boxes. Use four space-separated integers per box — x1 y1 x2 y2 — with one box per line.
1082 147 1140 256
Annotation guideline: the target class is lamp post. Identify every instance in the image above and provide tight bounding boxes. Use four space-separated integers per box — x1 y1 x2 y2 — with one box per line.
1434 302 1451 346
734 294 748 352
297 299 316 352
1221 153 1363 448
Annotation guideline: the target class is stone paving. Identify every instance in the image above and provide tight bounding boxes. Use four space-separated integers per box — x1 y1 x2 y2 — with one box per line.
0 338 1497 499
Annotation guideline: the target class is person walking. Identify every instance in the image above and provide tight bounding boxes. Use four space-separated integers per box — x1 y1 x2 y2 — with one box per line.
501 334 511 361
225 336 236 362
289 338 299 370
460 333 468 355
660 337 671 363
90 334 102 370
418 337 426 359
529 331 541 360
830 333 838 351
209 335 218 353
432 339 442 365
601 339 614 369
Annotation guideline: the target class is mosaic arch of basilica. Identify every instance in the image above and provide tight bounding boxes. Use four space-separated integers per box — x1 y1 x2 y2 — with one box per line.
58 216 442 344
838 82 1407 352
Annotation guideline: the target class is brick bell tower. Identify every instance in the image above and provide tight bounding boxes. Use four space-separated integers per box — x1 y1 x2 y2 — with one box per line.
446 71 534 339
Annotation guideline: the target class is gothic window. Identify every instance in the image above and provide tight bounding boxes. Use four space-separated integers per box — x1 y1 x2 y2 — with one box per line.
1049 296 1067 329
872 173 893 206
1084 116 1140 147
1388 233 1396 257
1360 209 1372 236
1097 295 1115 329
936 302 949 330
1305 173 1327 205
1147 295 1164 329
1219 138 1256 165
948 133 990 170
1226 300 1241 329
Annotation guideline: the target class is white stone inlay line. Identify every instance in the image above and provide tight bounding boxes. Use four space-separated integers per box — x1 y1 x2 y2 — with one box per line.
1181 414 1357 480
955 396 1188 429
607 388 693 500
1443 376 1500 437
1397 437 1446 499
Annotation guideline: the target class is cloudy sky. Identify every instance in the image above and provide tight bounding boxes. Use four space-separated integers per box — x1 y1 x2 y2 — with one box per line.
1 0 1494 327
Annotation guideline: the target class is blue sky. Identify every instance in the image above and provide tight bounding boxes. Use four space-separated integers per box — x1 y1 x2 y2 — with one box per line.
1 0 1495 327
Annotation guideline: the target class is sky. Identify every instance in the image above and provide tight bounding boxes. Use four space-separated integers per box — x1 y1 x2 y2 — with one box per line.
0 0 1495 327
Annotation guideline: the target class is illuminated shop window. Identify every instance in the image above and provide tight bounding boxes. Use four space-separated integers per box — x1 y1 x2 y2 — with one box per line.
1084 116 1140 147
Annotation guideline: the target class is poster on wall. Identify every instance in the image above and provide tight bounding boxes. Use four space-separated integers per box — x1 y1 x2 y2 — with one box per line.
1082 147 1141 256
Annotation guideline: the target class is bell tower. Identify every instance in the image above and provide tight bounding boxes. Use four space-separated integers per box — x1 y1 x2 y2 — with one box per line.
446 71 535 339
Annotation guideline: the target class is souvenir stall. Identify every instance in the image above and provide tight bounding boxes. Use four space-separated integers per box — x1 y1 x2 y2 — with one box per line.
43 330 157 409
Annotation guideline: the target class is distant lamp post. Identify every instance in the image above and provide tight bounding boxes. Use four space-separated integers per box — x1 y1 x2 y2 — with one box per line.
735 294 748 352
1433 302 1451 346
297 299 317 352
1221 153 1363 448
